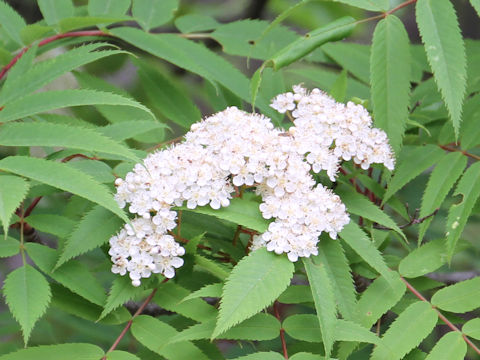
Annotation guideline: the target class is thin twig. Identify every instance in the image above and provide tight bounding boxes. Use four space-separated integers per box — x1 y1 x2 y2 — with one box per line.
274 301 289 359
373 208 438 230
400 276 480 356
439 144 480 161
102 288 158 358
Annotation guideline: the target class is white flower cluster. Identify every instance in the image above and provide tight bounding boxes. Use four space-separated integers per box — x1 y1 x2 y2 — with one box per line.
109 85 395 286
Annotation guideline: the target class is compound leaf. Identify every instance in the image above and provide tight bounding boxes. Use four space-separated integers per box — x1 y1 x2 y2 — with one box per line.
371 301 437 360
418 152 467 243
0 156 127 221
383 145 445 203
131 315 209 359
424 331 466 360
212 248 294 338
431 277 480 313
0 175 29 238
0 122 138 161
303 257 337 356
0 344 104 360
446 162 480 260
0 89 155 124
370 15 410 155
3 265 51 344
57 205 124 267
132 0 178 31
416 0 466 135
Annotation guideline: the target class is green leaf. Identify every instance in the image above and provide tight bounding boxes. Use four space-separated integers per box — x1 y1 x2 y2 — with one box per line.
269 17 355 70
88 0 131 16
212 247 294 338
181 195 270 233
288 353 323 360
106 351 141 360
211 19 298 60
471 0 480 16
459 94 480 150
99 121 167 141
182 283 222 302
425 331 466 360
132 0 178 31
37 0 74 26
67 160 115 183
250 66 264 110
0 156 127 222
229 353 284 360
0 44 126 105
0 89 155 124
337 186 405 239
20 23 54 44
322 42 371 84
0 1 26 45
25 243 107 306
0 237 19 258
131 315 209 359
26 214 75 238
446 162 480 259
3 265 51 343
0 344 105 360
194 254 231 280
136 61 201 129
154 282 217 322
399 239 451 278
303 257 336 356
339 222 393 284
170 313 280 343
0 122 138 161
418 152 467 243
100 276 146 320
283 314 322 342
416 0 466 135
58 16 129 33
50 284 130 325
333 0 389 11
371 301 438 360
110 27 271 114
463 318 480 340
431 277 480 313
383 145 445 203
0 175 29 238
316 237 357 321
370 15 410 155
57 205 123 267
330 69 348 102
335 319 380 344
355 274 406 328
278 285 313 304
174 14 219 33
3 45 36 88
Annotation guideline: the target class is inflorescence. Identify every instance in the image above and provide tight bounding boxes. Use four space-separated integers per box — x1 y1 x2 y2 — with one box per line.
109 85 395 286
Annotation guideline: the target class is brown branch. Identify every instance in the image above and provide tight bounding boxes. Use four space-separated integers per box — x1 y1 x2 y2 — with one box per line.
102 288 158 358
439 144 480 161
373 208 438 230
274 301 289 359
400 276 480 356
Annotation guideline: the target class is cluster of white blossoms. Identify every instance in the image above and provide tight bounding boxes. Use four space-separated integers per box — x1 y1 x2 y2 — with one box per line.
109 85 395 286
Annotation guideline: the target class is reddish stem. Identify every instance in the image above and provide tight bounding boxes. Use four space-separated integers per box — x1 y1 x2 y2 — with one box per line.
439 144 480 161
400 276 480 355
102 288 158 358
0 30 110 82
274 301 289 359
386 0 417 15
24 197 42 217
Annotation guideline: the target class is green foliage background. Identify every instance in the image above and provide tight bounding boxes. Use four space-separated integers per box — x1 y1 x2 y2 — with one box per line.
0 0 479 359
